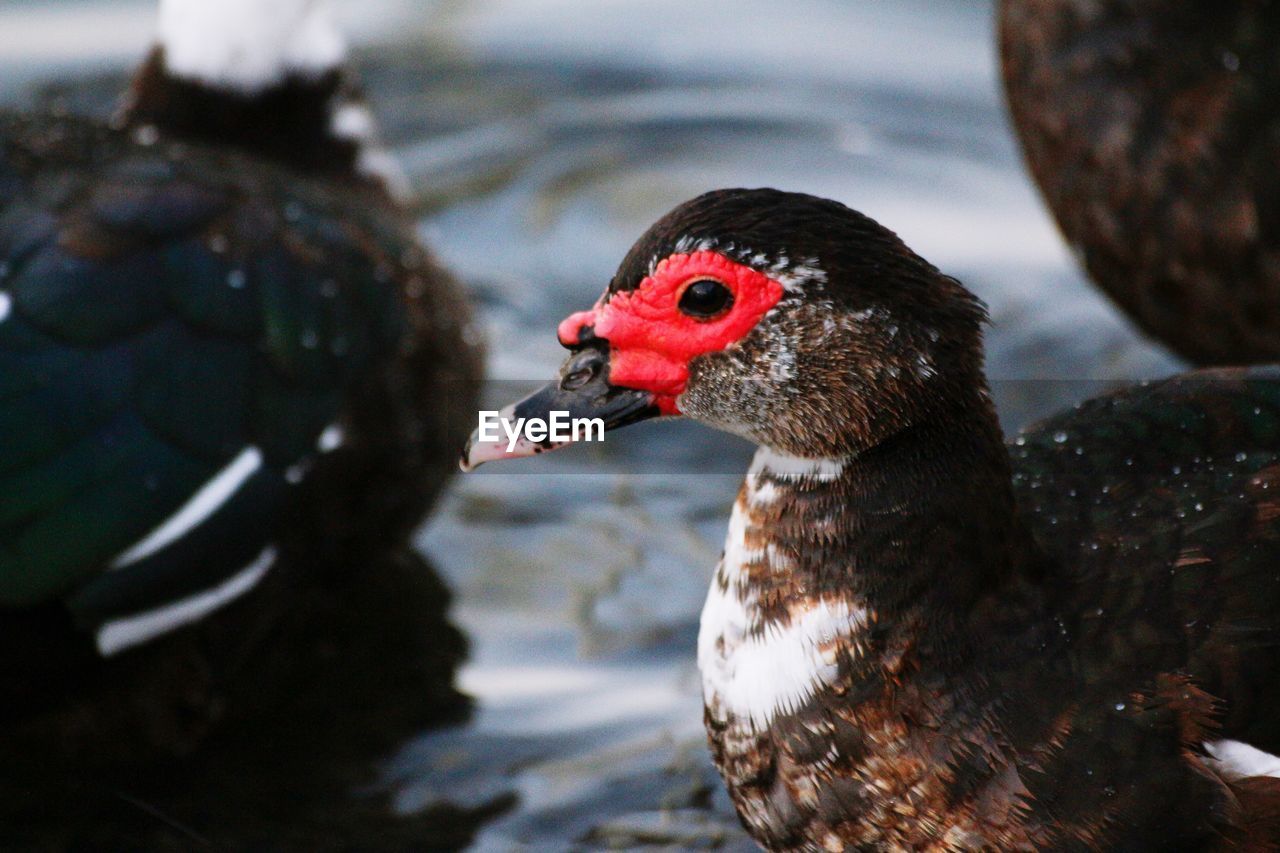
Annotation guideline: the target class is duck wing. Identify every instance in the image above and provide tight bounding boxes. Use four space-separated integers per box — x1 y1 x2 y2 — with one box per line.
1012 366 1280 753
0 112 422 645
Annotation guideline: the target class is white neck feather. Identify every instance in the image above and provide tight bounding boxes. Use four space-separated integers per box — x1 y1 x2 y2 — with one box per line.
698 446 868 729
157 0 346 93
749 446 849 483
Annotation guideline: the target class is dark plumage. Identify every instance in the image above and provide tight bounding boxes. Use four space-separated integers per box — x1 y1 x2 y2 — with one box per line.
1000 0 1280 365
1 8 480 760
468 189 1280 849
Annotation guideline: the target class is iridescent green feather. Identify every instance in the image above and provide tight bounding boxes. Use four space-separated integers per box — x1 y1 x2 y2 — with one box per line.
0 111 416 611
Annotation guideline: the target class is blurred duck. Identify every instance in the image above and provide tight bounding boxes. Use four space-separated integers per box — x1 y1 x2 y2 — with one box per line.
466 189 1280 849
1001 1 1280 365
0 0 479 756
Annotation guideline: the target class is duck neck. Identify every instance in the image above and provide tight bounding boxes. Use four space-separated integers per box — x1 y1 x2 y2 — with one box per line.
119 0 402 191
700 382 1053 726
833 395 1044 644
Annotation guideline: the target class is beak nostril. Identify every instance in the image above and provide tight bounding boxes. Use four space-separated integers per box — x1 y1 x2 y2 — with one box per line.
562 367 595 390
560 339 608 391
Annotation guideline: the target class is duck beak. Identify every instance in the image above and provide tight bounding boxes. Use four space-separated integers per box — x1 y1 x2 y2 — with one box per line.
460 338 660 471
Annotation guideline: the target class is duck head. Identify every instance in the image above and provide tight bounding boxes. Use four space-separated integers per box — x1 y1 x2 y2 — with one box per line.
122 0 407 191
462 188 989 468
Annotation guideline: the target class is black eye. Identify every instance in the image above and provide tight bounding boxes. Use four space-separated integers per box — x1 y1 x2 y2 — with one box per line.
678 278 733 319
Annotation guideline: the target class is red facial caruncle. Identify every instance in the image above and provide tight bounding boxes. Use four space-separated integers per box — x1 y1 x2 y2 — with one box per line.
557 250 786 414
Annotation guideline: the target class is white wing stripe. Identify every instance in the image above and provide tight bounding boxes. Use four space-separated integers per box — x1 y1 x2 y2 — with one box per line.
96 546 276 656
109 445 263 570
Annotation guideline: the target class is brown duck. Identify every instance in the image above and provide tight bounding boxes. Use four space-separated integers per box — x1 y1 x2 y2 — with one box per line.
465 189 1280 849
1000 0 1280 365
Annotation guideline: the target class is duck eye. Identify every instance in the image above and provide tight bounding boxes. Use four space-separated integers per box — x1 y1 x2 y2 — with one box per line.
678 278 733 319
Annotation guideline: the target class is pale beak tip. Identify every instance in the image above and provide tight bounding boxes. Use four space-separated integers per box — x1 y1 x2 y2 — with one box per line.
459 430 481 473
458 426 541 472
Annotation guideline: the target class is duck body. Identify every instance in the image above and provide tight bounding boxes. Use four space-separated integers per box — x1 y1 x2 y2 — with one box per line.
0 0 479 758
1000 0 1280 364
703 369 1280 850
467 189 1280 849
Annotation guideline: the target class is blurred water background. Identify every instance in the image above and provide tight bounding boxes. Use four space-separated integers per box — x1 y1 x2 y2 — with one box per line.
0 0 1183 848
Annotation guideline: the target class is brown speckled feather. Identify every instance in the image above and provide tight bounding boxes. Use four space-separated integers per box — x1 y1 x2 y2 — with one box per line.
706 366 1280 851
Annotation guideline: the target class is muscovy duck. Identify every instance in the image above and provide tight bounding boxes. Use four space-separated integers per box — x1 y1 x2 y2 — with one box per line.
464 189 1280 849
1 0 480 756
1000 0 1280 365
